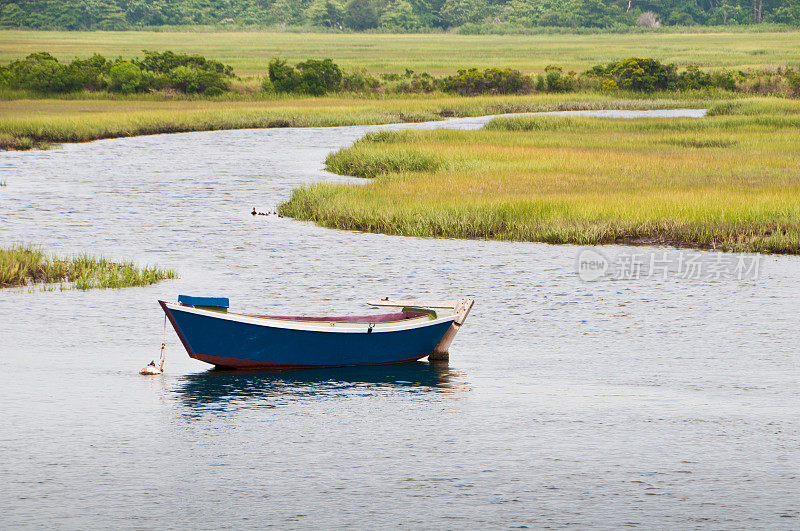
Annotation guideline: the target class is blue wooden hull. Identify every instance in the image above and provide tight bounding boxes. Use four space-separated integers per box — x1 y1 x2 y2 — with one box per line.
160 301 456 368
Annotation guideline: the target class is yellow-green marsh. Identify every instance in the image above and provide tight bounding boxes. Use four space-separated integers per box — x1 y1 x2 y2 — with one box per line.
0 92 713 150
0 245 177 290
281 98 800 254
3 30 800 75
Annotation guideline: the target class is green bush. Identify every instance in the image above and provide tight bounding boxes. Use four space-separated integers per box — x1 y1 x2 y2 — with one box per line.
787 69 800 96
587 57 678 92
296 58 343 95
542 65 575 93
268 58 300 93
441 67 532 95
135 50 234 77
341 68 381 92
108 61 152 93
3 52 91 93
65 53 109 91
166 65 229 94
711 70 737 92
268 58 343 95
384 69 438 93
0 50 235 95
676 64 713 90
585 59 741 93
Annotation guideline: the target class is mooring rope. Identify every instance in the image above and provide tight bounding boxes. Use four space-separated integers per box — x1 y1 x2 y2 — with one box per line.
140 314 167 375
158 313 166 371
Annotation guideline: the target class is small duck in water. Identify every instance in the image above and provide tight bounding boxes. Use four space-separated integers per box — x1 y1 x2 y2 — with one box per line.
252 207 279 217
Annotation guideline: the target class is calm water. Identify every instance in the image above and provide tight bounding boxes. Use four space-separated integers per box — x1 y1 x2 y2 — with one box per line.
2 109 799 528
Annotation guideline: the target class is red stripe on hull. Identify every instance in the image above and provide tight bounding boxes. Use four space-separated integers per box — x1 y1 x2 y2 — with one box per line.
190 351 429 369
159 300 433 370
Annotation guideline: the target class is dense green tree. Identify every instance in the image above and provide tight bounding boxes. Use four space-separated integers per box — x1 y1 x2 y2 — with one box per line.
769 3 800 24
304 0 344 27
268 0 306 25
1 0 799 29
440 0 490 26
0 3 26 26
501 0 543 25
344 0 379 29
380 0 425 30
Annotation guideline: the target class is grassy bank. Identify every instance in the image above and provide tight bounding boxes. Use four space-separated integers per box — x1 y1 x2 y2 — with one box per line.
280 97 800 254
0 92 717 150
0 245 177 290
3 30 800 75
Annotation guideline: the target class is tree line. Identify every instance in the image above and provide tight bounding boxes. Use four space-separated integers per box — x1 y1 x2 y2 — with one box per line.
0 0 798 31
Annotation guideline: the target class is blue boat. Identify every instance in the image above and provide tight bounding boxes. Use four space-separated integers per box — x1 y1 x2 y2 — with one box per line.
159 296 474 369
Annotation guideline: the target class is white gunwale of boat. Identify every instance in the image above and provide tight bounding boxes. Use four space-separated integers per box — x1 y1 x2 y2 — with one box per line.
368 299 461 309
164 302 457 334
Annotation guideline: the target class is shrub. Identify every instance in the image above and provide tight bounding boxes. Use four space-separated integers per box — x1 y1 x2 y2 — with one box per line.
341 68 381 92
4 52 89 93
136 50 234 77
296 58 343 95
166 65 229 94
268 58 343 95
66 53 109 91
108 61 150 93
386 70 438 93
711 70 737 92
0 50 235 95
268 58 300 93
786 69 800 96
543 65 575 93
601 78 618 92
201 84 225 96
676 64 713 90
587 57 677 92
166 65 197 92
442 67 532 95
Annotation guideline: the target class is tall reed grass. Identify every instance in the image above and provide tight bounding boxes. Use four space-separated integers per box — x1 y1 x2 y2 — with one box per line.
281 98 800 254
0 245 177 290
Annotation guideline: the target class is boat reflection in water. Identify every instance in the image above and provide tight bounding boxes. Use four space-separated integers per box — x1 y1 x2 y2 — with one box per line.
173 361 465 413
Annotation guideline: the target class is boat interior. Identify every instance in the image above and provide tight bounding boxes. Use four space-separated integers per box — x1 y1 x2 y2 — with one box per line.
247 310 436 323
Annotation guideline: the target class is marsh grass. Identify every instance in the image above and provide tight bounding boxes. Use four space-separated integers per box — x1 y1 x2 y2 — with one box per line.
281 97 800 254
0 92 714 150
4 30 800 75
0 245 177 290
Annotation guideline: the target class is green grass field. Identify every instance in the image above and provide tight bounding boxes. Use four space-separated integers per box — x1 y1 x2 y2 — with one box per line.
2 30 800 76
280 98 800 254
